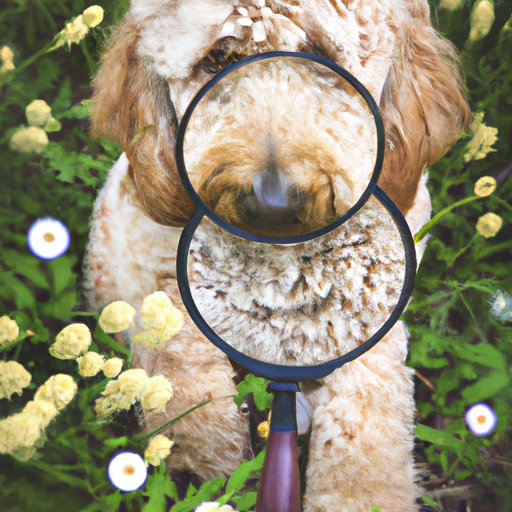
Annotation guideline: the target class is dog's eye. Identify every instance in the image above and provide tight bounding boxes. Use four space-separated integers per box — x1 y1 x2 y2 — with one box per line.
200 45 244 75
202 48 228 74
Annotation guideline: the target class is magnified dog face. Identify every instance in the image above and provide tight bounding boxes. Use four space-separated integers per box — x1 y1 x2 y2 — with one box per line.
182 57 377 237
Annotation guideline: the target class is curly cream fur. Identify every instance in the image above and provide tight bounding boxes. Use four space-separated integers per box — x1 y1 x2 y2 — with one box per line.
84 1 469 509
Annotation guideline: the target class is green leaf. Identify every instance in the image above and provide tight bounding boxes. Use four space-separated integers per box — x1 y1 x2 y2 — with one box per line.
235 374 272 411
1 272 37 310
104 436 129 448
170 478 225 512
421 495 440 510
48 256 76 296
415 424 463 454
454 469 472 481
447 342 506 371
461 370 510 402
370 506 382 512
42 142 110 186
231 492 257 511
225 450 266 497
59 100 91 120
1 249 50 290
51 76 72 115
142 467 179 512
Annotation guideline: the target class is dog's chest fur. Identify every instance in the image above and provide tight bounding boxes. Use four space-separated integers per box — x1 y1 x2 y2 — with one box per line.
189 198 405 365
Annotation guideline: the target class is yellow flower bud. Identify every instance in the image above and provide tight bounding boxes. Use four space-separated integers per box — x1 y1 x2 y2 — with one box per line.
476 212 503 238
469 0 495 41
61 15 89 47
83 6 104 28
102 357 124 378
132 291 185 348
10 126 49 154
464 113 498 162
77 351 105 377
0 46 14 63
50 323 92 359
1 60 15 74
144 434 174 466
0 361 32 400
257 411 272 439
474 176 497 197
257 420 270 439
439 0 463 10
140 375 173 413
99 301 136 333
0 316 19 345
25 100 52 127
34 374 77 411
43 116 62 133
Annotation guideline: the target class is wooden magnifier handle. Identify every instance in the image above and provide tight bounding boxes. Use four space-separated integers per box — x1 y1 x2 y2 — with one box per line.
255 385 300 512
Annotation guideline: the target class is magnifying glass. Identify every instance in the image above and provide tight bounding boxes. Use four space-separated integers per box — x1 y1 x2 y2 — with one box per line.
174 52 416 512
176 51 385 244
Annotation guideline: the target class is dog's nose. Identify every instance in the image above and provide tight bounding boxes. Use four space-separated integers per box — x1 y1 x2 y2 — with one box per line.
242 164 304 229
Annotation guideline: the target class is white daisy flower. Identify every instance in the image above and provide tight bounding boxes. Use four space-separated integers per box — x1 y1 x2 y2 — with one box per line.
27 218 70 260
490 290 512 323
107 451 147 492
465 403 497 436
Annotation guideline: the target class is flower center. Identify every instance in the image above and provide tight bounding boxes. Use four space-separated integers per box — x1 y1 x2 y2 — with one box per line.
477 414 487 424
43 232 55 243
123 464 135 475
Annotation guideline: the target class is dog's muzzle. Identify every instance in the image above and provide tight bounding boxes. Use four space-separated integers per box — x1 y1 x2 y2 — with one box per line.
242 164 306 229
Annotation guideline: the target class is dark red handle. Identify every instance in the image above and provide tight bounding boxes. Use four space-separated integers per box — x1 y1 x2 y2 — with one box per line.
255 387 300 512
255 429 300 512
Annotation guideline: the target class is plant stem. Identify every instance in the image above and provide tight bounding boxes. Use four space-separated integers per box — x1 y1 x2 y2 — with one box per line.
135 395 235 442
414 196 481 244
0 37 60 87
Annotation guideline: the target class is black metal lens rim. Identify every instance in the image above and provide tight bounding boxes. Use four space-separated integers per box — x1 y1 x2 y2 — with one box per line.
175 50 385 245
176 185 416 382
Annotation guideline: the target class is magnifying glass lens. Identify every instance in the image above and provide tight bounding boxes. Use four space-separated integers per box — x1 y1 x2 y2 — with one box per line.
187 196 406 367
182 56 379 239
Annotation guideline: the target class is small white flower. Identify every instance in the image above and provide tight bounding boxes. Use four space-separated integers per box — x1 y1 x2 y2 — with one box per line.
489 290 512 322
108 451 147 492
27 218 70 260
195 502 237 512
465 403 497 436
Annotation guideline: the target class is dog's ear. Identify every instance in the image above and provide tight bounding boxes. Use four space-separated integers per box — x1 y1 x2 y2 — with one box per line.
90 21 195 227
378 9 471 214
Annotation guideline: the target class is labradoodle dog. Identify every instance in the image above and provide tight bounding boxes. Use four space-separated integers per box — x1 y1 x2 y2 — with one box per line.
84 1 469 510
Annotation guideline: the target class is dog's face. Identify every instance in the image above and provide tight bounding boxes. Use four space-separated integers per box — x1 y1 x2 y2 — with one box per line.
91 0 469 228
183 57 376 236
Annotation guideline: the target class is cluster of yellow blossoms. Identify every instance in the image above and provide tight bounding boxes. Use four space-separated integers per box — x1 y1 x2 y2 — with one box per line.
132 292 185 348
10 99 61 154
49 322 124 379
99 292 184 349
9 6 104 154
95 368 173 420
50 6 104 50
0 374 77 460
